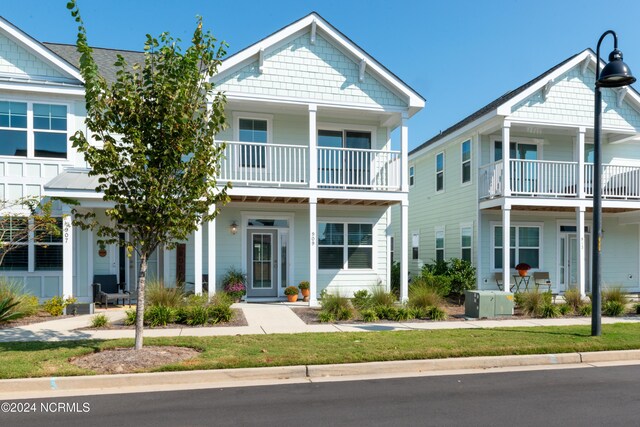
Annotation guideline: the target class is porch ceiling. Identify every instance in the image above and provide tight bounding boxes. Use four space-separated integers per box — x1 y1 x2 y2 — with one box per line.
483 205 639 214
228 194 397 206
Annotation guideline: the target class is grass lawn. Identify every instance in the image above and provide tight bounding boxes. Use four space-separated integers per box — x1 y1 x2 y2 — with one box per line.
1 323 640 379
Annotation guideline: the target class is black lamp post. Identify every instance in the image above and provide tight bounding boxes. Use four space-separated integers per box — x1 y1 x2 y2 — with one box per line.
592 31 635 336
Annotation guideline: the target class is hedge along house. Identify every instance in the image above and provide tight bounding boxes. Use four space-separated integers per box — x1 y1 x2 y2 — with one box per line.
396 49 640 297
1 13 423 304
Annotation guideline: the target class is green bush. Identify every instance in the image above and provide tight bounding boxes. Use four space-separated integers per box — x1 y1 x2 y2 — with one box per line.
370 286 396 307
390 261 400 297
124 309 137 326
520 290 548 317
422 259 450 276
145 305 175 327
43 296 68 316
579 304 592 316
318 310 335 323
413 272 451 297
284 286 299 296
360 308 378 322
541 303 560 318
447 258 476 302
513 292 526 308
145 281 184 308
320 292 353 320
90 314 109 328
411 307 430 319
602 287 629 305
186 305 210 326
408 281 443 310
210 292 233 308
336 306 353 321
394 307 414 321
352 289 372 310
0 281 41 319
0 297 22 323
558 303 571 316
563 288 583 313
427 306 447 321
603 300 626 317
209 305 233 324
635 303 640 315
375 305 398 320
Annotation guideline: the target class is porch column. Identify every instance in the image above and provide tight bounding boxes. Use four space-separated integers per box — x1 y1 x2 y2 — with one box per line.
576 127 586 198
401 112 409 193
309 197 318 305
502 206 511 292
163 245 171 286
194 223 202 295
502 121 511 197
62 211 73 299
400 201 409 302
577 207 586 297
207 213 216 294
87 229 93 292
309 104 318 189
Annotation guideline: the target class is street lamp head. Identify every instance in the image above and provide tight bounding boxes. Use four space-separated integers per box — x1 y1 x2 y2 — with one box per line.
597 49 636 88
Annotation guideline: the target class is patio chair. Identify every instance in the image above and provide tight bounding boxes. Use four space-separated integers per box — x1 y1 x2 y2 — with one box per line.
533 272 552 292
92 274 131 309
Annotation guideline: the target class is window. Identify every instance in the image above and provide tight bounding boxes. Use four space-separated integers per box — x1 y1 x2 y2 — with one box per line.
461 225 472 262
0 101 27 157
585 144 594 163
435 152 444 192
409 165 415 186
0 216 62 271
435 227 445 262
34 104 67 158
239 118 268 167
318 222 373 269
494 141 538 161
412 233 419 260
390 236 395 264
493 225 540 270
461 140 471 183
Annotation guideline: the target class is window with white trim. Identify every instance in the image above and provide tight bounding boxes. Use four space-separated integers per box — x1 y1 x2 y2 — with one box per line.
0 217 62 271
435 152 444 192
493 225 540 270
461 225 472 262
34 218 63 270
33 104 67 158
0 101 27 157
461 140 471 184
409 165 415 186
238 118 268 168
411 233 419 260
435 227 445 262
390 236 395 264
318 222 373 269
0 217 28 270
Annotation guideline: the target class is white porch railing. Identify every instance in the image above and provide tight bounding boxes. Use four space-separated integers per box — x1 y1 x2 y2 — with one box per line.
317 146 401 190
219 141 307 186
480 159 640 200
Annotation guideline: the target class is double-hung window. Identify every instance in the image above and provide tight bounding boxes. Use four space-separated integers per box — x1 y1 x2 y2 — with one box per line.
0 101 27 157
461 140 471 184
409 165 415 186
435 152 444 192
412 233 419 260
461 225 472 262
0 217 62 271
435 227 445 262
493 225 540 270
34 104 67 158
318 222 373 269
34 218 63 270
0 217 28 270
238 118 268 168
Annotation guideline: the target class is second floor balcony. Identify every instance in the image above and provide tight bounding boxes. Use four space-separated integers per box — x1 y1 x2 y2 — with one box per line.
218 141 401 192
479 159 640 200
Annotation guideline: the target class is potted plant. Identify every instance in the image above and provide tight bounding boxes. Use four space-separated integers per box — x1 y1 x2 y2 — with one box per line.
515 263 531 277
284 286 299 302
222 267 247 302
298 281 310 298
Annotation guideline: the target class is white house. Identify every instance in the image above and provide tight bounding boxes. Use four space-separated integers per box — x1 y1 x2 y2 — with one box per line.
398 49 640 297
0 13 424 304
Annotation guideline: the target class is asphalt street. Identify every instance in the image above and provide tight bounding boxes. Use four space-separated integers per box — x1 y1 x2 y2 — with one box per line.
2 364 639 427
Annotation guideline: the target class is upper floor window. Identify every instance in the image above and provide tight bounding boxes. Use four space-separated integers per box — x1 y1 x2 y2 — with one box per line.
461 140 471 184
435 152 444 192
409 165 415 186
239 118 268 168
412 233 419 260
494 141 537 161
0 101 27 157
0 101 68 159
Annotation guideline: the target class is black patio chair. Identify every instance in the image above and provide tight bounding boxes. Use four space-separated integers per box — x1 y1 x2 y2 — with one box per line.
92 274 130 309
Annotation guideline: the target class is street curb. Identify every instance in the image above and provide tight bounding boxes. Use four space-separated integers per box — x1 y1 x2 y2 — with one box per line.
1 350 639 397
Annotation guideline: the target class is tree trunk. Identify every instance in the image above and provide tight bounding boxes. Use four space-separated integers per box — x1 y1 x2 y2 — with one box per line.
134 253 148 350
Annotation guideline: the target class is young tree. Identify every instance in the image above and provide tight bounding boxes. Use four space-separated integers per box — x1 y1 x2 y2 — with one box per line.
67 1 230 349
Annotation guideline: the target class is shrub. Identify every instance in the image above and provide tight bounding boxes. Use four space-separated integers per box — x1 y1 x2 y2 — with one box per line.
375 305 398 320
635 303 640 315
370 286 396 308
352 289 372 310
602 287 629 305
579 304 592 316
411 307 430 319
541 303 560 318
423 259 450 276
360 308 379 322
513 292 526 308
603 300 625 317
284 286 299 296
447 258 476 303
298 281 310 290
90 314 109 328
414 272 451 297
186 305 210 326
124 309 137 326
224 282 246 300
320 292 353 320
390 261 400 297
0 297 22 323
408 282 442 310
222 268 246 300
146 281 184 308
318 311 335 323
145 305 175 327
336 306 353 321
563 288 583 313
394 307 414 321
427 306 447 321
0 281 41 319
43 296 73 316
209 305 233 324
210 292 233 308
558 303 571 316
520 290 547 317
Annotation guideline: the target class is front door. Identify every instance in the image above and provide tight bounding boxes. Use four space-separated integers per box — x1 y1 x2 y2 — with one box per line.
246 230 278 297
559 231 591 292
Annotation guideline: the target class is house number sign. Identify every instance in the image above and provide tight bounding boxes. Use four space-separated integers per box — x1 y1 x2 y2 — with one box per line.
311 231 315 246
63 220 71 244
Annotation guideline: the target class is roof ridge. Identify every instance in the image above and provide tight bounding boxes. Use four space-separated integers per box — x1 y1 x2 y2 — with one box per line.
43 41 144 55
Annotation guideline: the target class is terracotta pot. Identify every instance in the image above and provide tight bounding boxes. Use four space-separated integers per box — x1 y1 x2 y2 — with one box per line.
300 289 310 298
517 269 528 277
287 294 298 302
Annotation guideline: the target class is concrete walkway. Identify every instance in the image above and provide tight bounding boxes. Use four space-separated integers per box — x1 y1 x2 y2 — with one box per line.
1 302 639 343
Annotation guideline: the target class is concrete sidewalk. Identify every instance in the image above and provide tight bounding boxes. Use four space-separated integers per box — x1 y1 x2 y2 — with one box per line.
1 302 639 342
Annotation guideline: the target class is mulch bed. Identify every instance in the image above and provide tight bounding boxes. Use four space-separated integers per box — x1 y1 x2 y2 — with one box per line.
80 308 248 330
0 311 73 329
69 346 200 374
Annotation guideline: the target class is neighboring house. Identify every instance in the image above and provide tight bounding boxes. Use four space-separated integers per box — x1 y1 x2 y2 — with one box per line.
0 13 424 304
396 49 640 297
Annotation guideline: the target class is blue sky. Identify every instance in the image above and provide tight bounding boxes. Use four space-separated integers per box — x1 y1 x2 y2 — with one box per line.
3 0 640 150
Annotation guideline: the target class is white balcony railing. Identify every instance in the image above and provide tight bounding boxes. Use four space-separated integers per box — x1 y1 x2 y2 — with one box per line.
218 141 401 191
479 159 640 200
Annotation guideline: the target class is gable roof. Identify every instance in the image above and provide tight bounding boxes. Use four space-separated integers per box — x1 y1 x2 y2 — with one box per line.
44 43 145 85
215 12 425 116
411 48 640 155
0 16 83 84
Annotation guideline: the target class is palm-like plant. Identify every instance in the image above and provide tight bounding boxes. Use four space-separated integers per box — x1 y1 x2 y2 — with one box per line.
0 296 22 323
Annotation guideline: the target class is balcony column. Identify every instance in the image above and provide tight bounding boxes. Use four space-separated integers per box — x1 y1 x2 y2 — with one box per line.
309 196 318 306
401 112 409 193
62 210 73 299
502 206 511 292
309 104 318 189
194 223 202 295
576 127 586 198
207 208 216 295
576 207 586 297
502 121 511 197
400 200 409 302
